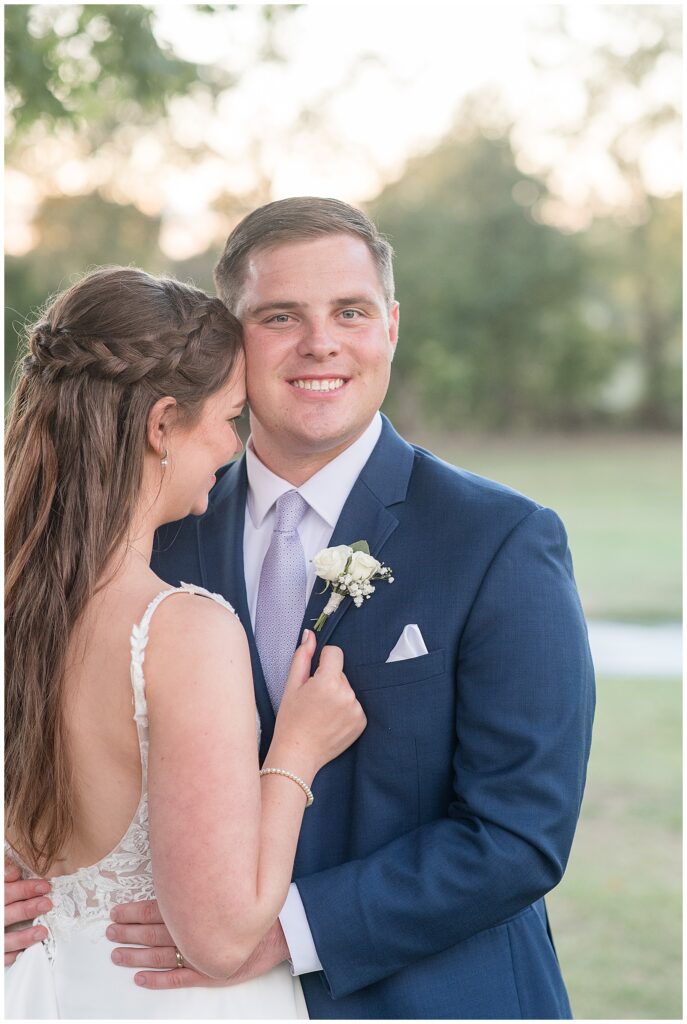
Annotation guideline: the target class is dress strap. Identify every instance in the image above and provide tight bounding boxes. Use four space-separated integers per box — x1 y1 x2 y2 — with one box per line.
177 580 238 616
129 583 237 726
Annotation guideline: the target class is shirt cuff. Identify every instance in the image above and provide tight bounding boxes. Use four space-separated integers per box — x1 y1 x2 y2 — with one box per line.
279 883 323 976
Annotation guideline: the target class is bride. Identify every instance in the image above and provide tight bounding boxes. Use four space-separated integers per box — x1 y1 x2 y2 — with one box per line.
4 266 366 1019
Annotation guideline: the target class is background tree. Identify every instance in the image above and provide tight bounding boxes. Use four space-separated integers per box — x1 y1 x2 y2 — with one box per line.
372 124 620 431
522 4 682 428
5 4 680 431
5 194 165 374
5 5 296 142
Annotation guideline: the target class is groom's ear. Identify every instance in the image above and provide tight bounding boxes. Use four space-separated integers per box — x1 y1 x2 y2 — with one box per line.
146 396 179 455
388 302 400 358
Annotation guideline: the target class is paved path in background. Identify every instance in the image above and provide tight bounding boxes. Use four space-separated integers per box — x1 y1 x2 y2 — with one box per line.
587 621 682 677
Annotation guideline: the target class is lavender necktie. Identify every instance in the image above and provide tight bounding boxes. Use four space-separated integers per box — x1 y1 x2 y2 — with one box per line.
255 490 309 711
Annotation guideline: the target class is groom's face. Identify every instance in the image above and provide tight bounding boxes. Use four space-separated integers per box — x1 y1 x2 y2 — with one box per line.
235 233 399 468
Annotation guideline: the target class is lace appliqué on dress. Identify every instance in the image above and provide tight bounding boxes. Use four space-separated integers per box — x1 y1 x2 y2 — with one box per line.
6 581 257 962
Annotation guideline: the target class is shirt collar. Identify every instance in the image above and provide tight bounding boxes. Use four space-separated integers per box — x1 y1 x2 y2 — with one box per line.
246 413 383 529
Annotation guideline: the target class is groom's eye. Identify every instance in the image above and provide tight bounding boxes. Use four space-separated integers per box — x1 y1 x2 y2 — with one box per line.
266 314 292 324
340 309 362 320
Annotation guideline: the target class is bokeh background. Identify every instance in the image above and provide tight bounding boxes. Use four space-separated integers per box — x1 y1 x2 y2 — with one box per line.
5 4 682 1018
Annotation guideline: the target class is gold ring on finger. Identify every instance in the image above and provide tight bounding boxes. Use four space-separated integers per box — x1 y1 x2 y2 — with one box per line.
175 948 186 969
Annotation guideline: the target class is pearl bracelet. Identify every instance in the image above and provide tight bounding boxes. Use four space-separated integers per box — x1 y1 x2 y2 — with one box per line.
259 768 314 807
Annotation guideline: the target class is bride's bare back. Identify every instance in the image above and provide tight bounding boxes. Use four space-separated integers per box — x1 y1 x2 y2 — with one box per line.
53 569 170 876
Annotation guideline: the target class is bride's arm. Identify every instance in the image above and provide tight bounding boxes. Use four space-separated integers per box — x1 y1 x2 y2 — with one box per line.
145 596 362 980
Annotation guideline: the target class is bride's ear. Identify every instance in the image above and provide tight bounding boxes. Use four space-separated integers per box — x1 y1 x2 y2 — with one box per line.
146 396 178 459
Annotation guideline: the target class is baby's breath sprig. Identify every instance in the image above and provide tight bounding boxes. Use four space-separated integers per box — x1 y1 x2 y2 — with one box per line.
312 540 394 632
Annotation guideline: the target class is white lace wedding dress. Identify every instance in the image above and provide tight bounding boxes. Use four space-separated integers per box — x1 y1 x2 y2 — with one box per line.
5 583 308 1019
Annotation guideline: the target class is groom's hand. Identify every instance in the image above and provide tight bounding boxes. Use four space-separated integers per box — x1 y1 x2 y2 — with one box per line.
5 859 51 966
108 900 290 989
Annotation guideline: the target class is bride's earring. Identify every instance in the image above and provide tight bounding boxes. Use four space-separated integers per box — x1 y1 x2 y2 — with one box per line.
160 447 168 467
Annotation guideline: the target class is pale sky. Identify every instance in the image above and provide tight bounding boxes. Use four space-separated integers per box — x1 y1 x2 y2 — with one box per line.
6 3 682 258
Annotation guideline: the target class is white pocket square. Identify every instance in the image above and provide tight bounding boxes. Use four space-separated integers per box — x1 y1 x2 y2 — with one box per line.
385 624 429 663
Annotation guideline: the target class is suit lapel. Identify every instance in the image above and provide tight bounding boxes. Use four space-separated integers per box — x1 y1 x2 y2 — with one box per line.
303 416 415 651
197 457 276 746
304 488 398 649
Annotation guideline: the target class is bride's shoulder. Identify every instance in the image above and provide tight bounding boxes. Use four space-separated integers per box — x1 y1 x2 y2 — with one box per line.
142 587 249 693
149 586 244 643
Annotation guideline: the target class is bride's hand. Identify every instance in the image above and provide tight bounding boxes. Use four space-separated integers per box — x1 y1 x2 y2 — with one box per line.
269 630 366 779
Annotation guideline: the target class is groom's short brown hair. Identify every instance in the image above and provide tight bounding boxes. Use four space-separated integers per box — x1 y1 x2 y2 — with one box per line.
213 197 395 312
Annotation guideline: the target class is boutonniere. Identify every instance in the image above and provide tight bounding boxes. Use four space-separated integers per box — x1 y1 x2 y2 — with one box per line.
312 540 394 632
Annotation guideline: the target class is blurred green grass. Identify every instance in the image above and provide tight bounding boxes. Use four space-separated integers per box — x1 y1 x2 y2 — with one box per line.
417 431 681 621
547 676 682 1020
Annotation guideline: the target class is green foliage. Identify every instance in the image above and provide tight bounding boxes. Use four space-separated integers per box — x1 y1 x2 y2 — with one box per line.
6 5 210 142
5 5 680 432
5 4 297 147
372 128 681 431
371 132 624 430
5 194 166 380
593 196 682 428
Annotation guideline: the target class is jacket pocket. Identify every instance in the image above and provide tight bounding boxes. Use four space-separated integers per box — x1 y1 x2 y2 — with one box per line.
348 647 446 692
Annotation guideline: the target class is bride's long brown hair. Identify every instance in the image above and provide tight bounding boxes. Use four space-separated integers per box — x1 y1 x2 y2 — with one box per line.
5 266 242 874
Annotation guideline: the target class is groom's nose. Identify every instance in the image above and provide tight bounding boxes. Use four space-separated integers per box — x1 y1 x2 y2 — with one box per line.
297 316 341 359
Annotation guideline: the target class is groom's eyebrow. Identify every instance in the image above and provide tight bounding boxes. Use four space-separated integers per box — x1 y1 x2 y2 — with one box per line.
248 300 303 317
334 294 380 307
247 294 381 317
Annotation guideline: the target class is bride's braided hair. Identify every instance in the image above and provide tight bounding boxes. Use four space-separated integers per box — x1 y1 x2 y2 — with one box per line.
22 289 228 388
5 267 242 874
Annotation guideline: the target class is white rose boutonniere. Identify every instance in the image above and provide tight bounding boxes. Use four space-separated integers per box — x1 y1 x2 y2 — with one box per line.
312 540 394 632
312 544 354 582
347 551 381 581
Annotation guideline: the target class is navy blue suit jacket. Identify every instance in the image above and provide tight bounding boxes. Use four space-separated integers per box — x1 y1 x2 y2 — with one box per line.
152 415 595 1019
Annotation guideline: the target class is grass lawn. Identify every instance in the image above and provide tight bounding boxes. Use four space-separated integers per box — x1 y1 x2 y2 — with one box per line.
412 431 681 622
546 676 682 1020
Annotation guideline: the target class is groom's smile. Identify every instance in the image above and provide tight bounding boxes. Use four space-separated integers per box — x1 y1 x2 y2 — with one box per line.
288 376 348 393
235 233 399 474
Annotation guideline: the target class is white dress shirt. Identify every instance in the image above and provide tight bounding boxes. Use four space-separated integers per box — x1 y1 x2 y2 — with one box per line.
243 413 383 976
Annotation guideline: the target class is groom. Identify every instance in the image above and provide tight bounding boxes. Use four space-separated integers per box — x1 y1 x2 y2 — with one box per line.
6 198 595 1018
